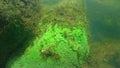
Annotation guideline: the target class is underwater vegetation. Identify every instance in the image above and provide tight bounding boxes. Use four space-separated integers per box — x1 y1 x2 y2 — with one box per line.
0 0 41 67
6 0 89 68
1 0 119 68
40 46 61 60
108 52 120 68
82 40 120 68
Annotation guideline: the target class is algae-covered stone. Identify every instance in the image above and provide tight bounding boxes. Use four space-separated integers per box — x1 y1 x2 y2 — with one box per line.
7 0 89 68
0 0 41 67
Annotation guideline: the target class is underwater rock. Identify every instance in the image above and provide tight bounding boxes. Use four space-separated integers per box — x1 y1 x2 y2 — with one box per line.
0 0 41 68
6 0 89 68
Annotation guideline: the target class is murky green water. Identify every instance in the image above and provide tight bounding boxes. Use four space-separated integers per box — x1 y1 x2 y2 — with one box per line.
85 0 120 68
0 0 120 68
86 0 120 40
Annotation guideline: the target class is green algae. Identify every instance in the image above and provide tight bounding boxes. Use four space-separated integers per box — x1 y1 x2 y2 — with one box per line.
6 0 89 68
0 0 42 67
7 23 89 68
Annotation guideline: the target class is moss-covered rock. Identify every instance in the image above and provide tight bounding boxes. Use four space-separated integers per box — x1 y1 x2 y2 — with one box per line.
7 0 89 68
0 0 41 67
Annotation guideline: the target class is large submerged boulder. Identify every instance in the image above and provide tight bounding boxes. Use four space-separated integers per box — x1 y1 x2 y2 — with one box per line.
7 0 89 68
0 0 41 67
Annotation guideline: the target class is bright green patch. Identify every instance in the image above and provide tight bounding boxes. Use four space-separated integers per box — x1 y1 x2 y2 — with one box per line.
8 23 89 68
7 0 89 68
